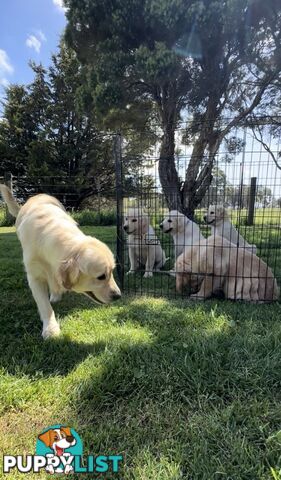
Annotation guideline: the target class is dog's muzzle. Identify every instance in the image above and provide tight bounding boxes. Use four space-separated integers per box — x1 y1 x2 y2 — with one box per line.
163 227 173 234
124 227 136 235
111 291 121 301
204 215 215 225
84 291 105 304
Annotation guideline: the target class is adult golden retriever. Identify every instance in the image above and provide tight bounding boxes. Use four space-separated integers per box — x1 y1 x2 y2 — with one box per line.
176 235 279 302
0 185 121 339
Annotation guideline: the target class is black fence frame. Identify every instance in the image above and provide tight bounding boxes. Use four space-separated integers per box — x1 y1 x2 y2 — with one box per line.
115 122 281 302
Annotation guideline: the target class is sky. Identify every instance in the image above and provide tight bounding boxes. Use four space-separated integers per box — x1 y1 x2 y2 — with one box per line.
0 0 66 97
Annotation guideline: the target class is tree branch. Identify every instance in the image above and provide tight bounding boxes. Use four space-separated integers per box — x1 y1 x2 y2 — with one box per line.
251 122 281 170
219 71 277 141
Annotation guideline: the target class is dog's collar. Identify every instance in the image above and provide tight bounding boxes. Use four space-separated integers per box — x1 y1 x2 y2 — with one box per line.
129 232 147 239
129 233 160 245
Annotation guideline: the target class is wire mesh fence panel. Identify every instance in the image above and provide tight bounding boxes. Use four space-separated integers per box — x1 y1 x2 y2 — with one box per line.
119 119 281 302
2 119 281 301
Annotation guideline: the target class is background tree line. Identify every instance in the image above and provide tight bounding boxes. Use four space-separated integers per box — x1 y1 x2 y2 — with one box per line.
0 42 155 208
1 0 281 214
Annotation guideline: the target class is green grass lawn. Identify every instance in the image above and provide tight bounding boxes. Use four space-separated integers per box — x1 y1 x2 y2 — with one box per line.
1 226 281 479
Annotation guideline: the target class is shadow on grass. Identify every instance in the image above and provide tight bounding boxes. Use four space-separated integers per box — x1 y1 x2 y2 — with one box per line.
59 298 281 479
1 228 281 477
1 289 281 478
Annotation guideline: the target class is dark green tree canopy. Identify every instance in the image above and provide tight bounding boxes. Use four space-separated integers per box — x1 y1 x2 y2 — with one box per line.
65 0 281 215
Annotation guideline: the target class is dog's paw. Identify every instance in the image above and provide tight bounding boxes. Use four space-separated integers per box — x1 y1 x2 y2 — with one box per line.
127 270 136 275
42 322 61 340
50 293 62 303
144 271 153 278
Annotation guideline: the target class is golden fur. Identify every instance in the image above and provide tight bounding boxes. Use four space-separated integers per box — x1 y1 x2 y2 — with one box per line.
0 185 121 339
124 207 167 278
204 204 257 253
176 235 279 302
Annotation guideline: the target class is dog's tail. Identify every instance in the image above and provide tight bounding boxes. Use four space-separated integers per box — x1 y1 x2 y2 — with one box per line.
0 184 21 217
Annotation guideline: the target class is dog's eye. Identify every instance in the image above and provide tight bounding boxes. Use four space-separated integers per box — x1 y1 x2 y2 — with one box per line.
54 436 59 441
97 274 106 280
167 219 172 223
132 219 137 222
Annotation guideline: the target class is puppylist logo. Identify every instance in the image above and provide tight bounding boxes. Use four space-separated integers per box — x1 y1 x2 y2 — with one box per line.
3 424 123 475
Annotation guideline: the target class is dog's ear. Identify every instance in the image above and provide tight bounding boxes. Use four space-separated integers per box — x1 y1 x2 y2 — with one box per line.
140 216 149 233
59 257 80 290
216 205 226 219
222 207 229 219
38 430 52 447
61 426 72 437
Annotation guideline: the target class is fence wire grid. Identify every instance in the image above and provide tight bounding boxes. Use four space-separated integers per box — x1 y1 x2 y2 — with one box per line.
118 120 281 302
1 118 281 302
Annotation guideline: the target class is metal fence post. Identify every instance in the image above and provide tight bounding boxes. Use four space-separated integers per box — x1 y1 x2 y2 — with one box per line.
114 133 124 290
247 177 257 226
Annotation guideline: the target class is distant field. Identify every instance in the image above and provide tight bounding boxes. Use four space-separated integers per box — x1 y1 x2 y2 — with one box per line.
1 203 281 227
1 207 281 296
195 207 281 226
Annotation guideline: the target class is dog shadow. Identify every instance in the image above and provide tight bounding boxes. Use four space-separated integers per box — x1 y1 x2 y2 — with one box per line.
57 299 281 479
1 294 280 477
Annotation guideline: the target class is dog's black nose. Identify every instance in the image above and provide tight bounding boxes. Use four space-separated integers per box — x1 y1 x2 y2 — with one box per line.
111 291 121 301
123 225 128 231
159 223 163 229
66 435 74 443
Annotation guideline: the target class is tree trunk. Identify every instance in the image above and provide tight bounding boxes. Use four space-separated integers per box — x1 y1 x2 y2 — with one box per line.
157 96 221 217
158 123 182 211
182 138 220 217
181 100 220 217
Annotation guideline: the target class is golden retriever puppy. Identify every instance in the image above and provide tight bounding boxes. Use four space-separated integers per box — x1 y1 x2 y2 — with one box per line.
0 185 121 339
176 235 279 302
160 210 204 259
204 205 257 254
175 241 205 295
123 207 167 278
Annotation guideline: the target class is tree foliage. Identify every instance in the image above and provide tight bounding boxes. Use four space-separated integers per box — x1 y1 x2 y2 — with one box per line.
65 0 281 215
0 43 120 207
